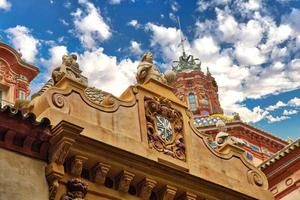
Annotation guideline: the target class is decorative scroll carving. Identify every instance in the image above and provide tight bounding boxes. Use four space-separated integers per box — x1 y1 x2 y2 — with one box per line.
145 96 186 160
60 178 88 200
247 170 264 187
116 170 135 193
159 185 177 200
91 162 111 184
70 155 88 177
138 178 157 200
136 52 176 85
52 93 66 108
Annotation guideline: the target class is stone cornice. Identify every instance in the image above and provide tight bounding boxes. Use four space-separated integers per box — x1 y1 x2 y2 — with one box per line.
0 105 51 160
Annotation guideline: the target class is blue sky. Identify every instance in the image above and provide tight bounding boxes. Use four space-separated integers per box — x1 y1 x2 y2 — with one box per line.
0 0 299 140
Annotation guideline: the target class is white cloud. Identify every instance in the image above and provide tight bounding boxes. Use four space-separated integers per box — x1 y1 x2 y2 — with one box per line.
0 0 11 10
127 19 139 28
266 101 287 111
60 19 69 26
235 43 266 65
129 40 143 55
265 115 289 123
171 1 179 12
109 0 122 4
71 0 111 49
288 97 300 107
283 109 298 116
5 25 39 63
78 48 138 96
40 45 68 72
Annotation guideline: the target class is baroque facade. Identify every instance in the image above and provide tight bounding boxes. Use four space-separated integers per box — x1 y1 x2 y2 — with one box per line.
0 42 39 106
0 45 274 199
171 51 288 167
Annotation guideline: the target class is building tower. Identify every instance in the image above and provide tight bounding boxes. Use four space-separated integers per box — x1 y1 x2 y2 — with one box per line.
0 42 39 106
172 18 223 117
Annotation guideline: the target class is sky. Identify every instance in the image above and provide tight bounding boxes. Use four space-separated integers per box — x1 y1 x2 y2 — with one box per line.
0 0 299 140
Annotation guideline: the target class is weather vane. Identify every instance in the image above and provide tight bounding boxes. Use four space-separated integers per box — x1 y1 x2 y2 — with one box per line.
176 16 186 57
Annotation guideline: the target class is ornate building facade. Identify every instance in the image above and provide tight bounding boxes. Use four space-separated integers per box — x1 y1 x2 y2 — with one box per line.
171 51 288 167
259 139 300 200
0 42 39 106
0 46 274 199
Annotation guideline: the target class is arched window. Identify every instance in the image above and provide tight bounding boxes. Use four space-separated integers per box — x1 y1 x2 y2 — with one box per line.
188 93 197 111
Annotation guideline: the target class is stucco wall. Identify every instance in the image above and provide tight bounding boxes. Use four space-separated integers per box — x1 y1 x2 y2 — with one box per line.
0 148 49 200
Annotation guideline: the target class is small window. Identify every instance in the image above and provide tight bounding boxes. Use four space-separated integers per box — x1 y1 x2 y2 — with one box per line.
19 91 26 100
250 144 260 152
188 93 197 111
246 152 253 161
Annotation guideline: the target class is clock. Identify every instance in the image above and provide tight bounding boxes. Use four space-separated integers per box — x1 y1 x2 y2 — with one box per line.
156 115 173 142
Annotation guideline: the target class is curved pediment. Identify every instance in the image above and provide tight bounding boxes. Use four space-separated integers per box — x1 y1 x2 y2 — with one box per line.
29 63 273 199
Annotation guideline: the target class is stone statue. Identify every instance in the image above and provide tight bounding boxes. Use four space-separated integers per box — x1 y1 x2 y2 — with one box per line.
136 52 176 85
215 120 245 147
51 54 81 84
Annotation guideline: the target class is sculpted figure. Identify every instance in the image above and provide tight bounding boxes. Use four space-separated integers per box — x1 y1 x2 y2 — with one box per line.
52 54 80 84
215 120 245 147
136 52 176 85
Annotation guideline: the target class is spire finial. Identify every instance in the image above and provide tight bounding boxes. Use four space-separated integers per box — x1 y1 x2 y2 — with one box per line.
176 16 186 57
207 67 211 75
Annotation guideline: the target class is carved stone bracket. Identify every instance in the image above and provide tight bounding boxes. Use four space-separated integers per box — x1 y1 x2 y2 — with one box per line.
91 162 111 185
45 163 65 200
159 185 177 200
60 178 88 200
178 192 197 200
116 170 135 193
70 155 88 177
138 178 157 200
144 96 186 160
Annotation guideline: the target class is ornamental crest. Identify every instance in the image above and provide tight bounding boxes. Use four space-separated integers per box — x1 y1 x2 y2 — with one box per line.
144 96 186 161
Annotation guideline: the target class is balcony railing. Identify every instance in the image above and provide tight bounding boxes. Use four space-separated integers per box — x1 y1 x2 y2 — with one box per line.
0 99 14 108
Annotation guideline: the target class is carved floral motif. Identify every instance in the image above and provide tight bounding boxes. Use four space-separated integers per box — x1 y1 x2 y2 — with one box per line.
60 178 88 200
144 96 186 161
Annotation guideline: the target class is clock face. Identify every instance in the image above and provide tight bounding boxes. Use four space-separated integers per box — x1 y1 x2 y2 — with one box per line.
156 115 173 142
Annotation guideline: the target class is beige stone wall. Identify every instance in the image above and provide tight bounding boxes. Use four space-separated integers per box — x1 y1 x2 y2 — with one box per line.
0 148 49 200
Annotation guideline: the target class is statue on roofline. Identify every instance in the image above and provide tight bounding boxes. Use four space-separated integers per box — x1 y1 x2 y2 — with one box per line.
136 52 176 86
52 54 85 85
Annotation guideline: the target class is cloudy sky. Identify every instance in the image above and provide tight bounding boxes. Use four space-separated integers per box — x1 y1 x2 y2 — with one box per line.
0 0 299 140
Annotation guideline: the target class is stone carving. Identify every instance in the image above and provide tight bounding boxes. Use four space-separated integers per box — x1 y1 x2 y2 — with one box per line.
178 192 197 200
60 178 88 200
50 140 73 165
247 170 264 187
52 93 67 108
70 155 88 177
45 163 65 200
136 52 176 85
84 87 111 105
138 178 157 200
159 185 177 200
116 170 135 193
145 96 186 161
91 162 111 184
215 120 245 147
51 54 87 85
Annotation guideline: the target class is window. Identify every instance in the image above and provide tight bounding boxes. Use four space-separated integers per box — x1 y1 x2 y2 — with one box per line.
246 152 253 161
19 91 26 100
250 144 260 152
188 93 197 111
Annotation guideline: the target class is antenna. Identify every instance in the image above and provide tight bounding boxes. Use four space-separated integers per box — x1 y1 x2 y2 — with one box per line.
176 16 186 57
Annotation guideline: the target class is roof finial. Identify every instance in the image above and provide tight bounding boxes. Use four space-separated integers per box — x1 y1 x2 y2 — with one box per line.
176 16 186 57
207 67 211 75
